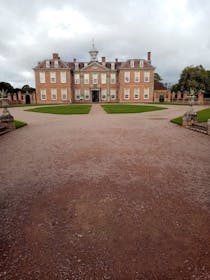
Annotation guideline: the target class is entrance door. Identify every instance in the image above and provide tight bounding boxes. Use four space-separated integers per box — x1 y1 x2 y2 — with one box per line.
26 95 31 104
92 90 99 102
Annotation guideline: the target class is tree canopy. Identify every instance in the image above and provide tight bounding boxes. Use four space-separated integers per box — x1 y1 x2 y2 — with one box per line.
179 65 208 93
170 83 181 93
0 82 35 95
154 72 167 90
154 72 162 83
21 84 35 93
0 82 14 93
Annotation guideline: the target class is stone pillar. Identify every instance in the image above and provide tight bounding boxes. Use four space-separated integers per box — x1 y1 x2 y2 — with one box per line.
0 99 15 130
171 92 176 102
107 72 110 103
167 90 171 102
7 94 12 104
183 91 188 102
177 91 182 101
18 91 22 103
198 92 204 105
182 111 197 127
207 119 210 136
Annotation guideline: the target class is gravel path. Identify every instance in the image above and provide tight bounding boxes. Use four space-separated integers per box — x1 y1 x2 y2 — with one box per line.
0 104 210 280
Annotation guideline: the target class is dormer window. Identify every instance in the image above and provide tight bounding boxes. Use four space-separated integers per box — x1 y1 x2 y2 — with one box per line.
46 60 50 68
54 60 59 68
75 62 79 71
139 60 144 68
130 60 134 68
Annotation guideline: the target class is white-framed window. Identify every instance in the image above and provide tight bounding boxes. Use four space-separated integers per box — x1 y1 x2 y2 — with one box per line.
60 71 66 83
124 71 130 83
124 88 130 99
54 60 59 68
101 89 107 100
61 88 67 100
40 89 46 100
75 89 80 100
130 60 135 68
110 89 116 99
139 60 144 68
39 71 45 83
75 62 79 71
50 71 56 83
144 71 150 82
144 88 150 99
84 89 90 100
92 73 98 84
84 73 89 84
110 73 116 84
101 73 106 84
51 88 57 100
134 71 140 83
111 62 115 70
74 73 80 84
46 60 50 68
134 88 140 99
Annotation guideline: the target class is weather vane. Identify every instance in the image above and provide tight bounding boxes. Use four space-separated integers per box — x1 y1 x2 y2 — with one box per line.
92 38 95 48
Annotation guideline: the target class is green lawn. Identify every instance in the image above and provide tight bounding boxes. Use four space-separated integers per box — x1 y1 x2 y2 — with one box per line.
25 105 92 114
170 116 183 125
15 120 27 129
101 104 167 114
170 107 210 126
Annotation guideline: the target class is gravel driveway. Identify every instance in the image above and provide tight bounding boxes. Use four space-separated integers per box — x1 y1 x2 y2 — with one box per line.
0 104 210 280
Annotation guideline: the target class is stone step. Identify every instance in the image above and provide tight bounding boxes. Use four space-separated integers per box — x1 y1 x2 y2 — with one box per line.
188 127 208 134
0 127 11 136
192 124 207 131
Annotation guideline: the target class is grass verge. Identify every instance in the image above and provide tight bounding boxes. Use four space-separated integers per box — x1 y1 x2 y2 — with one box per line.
170 107 210 126
25 105 92 114
15 120 27 129
101 104 167 114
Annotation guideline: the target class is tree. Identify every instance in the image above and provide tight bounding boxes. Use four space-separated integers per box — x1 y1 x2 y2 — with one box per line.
170 83 181 93
154 72 166 90
21 84 35 93
0 82 14 94
179 65 208 93
206 70 210 93
154 72 162 83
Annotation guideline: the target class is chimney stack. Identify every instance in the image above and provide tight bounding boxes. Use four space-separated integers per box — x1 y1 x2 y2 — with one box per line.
73 58 77 63
101 57 106 63
147 51 151 63
115 58 118 63
53 53 59 60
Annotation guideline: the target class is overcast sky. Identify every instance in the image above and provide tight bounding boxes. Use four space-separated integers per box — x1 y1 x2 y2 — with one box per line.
0 0 210 88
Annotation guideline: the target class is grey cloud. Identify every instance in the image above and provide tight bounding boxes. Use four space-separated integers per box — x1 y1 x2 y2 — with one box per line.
0 0 210 87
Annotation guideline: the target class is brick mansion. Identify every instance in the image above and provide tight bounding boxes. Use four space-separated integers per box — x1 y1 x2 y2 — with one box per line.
34 44 155 103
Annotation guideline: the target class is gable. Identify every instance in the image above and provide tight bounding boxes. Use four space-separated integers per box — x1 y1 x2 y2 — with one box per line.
81 62 109 72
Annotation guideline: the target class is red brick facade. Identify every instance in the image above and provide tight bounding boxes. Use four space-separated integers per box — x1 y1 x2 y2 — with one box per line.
34 47 155 104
